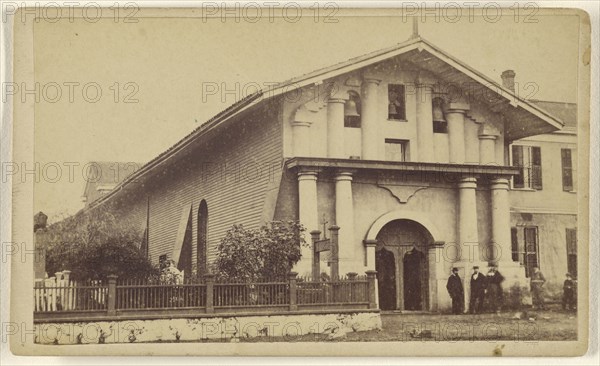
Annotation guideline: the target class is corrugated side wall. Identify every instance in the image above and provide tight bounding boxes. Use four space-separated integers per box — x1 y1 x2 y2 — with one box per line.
110 100 283 273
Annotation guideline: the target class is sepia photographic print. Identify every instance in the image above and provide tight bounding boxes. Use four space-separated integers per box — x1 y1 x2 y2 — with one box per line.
2 1 596 359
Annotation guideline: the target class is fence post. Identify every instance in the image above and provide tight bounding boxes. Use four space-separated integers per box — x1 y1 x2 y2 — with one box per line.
204 273 215 313
310 230 321 281
107 274 118 316
347 272 357 302
329 226 340 280
288 272 298 311
54 272 63 311
365 270 378 309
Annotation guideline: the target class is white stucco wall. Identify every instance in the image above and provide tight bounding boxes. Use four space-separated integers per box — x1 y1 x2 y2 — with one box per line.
282 58 507 164
34 311 382 345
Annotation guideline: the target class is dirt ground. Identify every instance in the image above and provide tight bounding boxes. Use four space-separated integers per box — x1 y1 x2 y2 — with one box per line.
237 304 578 343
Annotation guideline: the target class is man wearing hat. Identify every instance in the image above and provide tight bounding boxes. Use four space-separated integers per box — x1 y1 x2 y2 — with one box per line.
446 267 464 314
562 273 576 311
486 265 505 313
469 266 487 314
530 266 547 310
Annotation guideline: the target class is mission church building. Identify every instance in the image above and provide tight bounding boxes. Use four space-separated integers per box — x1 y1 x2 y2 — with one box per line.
87 35 570 312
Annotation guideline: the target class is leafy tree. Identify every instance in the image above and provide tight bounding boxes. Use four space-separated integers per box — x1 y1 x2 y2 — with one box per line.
214 221 308 282
44 203 158 281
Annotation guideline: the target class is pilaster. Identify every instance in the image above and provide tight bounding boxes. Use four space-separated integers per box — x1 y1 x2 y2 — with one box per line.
295 169 319 276
327 98 346 158
361 77 381 160
335 170 355 277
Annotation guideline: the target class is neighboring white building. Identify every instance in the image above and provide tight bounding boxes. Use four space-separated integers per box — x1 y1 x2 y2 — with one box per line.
507 92 578 299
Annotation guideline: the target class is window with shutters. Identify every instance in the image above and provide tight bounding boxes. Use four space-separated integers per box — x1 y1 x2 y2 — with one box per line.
511 145 543 190
524 227 539 278
511 227 519 262
566 228 577 277
561 148 574 191
388 84 406 121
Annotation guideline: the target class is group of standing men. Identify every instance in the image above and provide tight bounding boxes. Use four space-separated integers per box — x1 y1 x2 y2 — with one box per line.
446 265 575 314
446 265 505 314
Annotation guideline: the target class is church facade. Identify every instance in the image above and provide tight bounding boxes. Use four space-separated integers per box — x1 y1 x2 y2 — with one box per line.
88 36 569 311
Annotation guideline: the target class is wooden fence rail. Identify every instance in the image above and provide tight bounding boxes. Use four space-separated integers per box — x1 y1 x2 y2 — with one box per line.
34 271 378 321
116 283 207 310
213 282 289 307
34 276 107 312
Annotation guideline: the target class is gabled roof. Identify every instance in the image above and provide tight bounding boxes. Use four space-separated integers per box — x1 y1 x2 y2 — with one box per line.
82 162 141 203
89 36 565 209
530 100 577 129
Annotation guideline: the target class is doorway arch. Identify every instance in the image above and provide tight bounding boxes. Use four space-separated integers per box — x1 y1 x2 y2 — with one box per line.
375 219 433 311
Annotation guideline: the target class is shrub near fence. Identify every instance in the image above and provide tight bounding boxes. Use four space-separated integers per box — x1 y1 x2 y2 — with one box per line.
34 271 378 322
34 271 107 312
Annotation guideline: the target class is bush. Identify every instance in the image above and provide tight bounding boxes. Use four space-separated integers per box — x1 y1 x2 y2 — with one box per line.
44 203 158 281
214 221 308 282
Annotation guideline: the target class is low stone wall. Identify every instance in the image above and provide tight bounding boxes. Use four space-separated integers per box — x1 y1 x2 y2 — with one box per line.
34 310 382 344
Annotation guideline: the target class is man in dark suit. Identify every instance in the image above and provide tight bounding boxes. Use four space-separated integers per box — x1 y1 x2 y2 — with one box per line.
446 267 464 314
486 266 505 313
530 266 547 310
562 272 576 311
469 266 486 314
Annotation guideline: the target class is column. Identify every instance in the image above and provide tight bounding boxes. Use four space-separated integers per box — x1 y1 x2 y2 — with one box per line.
479 135 497 165
457 176 479 309
327 98 346 158
416 84 434 162
446 105 468 164
296 170 319 276
458 177 479 254
490 178 511 265
361 77 381 160
292 120 311 157
490 177 527 288
335 171 355 277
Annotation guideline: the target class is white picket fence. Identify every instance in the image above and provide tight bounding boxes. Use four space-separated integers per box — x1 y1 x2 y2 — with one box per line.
34 271 107 312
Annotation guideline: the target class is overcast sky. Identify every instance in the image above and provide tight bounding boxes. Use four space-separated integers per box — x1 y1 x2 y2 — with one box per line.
32 10 581 221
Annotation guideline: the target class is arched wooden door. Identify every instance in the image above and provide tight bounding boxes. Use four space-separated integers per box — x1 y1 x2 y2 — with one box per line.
375 247 396 310
375 219 432 311
403 249 426 310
